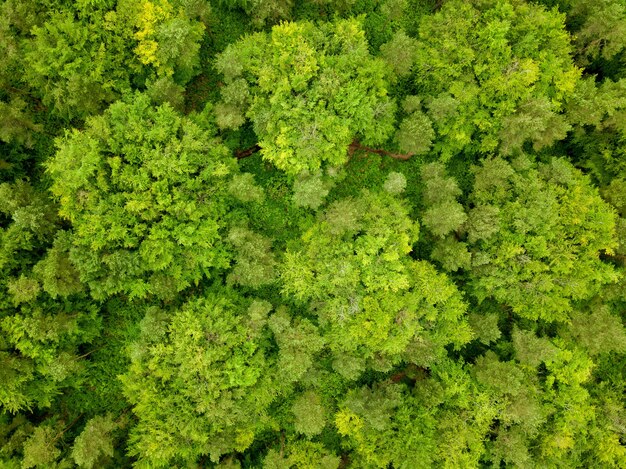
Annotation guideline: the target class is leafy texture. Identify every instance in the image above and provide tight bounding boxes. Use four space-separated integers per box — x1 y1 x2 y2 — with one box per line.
216 19 395 174
48 94 236 300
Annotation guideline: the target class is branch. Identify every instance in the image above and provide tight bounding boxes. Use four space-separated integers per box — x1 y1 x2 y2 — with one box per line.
235 144 261 159
348 140 413 161
234 141 413 162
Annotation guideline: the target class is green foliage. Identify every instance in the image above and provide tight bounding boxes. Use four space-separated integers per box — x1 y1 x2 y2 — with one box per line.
382 171 406 194
227 226 277 288
263 439 340 469
216 19 396 174
21 423 61 469
292 171 333 210
292 391 326 437
379 30 418 77
47 94 236 300
566 0 626 67
282 190 471 377
413 0 580 159
129 0 207 83
467 156 618 321
395 109 434 155
23 6 136 120
122 292 277 465
71 415 117 469
217 0 293 27
0 181 101 413
3 1 626 467
420 162 470 271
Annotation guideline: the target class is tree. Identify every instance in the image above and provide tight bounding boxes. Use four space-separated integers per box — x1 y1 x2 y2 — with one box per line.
281 190 471 378
467 156 618 321
412 0 579 159
335 361 497 468
121 292 278 465
22 0 208 120
562 0 626 70
419 162 471 272
47 94 237 300
0 181 100 413
215 19 396 174
71 415 118 469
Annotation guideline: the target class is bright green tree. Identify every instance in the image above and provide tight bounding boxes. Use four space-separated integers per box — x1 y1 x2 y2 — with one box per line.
215 18 396 174
281 190 471 378
467 156 618 321
47 94 237 300
413 0 579 159
121 292 278 466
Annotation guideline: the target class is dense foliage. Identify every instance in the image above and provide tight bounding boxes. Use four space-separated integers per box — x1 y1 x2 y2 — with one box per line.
1 0 625 467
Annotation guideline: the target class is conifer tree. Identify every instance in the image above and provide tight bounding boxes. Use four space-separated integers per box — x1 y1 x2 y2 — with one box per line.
47 94 237 300
215 19 396 175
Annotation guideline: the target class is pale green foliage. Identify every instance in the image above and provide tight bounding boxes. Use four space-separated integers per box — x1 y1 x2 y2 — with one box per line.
48 94 236 300
292 171 331 209
420 163 469 271
499 97 571 156
512 328 558 367
282 190 471 376
215 79 250 130
565 307 626 356
467 205 501 243
263 440 340 469
122 292 277 465
145 76 185 111
227 227 277 288
228 173 265 203
395 111 435 155
474 351 528 397
21 424 60 469
468 156 618 321
383 171 406 194
282 191 418 302
380 0 407 22
71 415 117 469
468 312 501 345
430 236 471 272
267 308 325 383
216 19 396 175
7 276 40 306
292 391 326 437
379 30 418 76
414 0 580 158
420 162 462 206
32 232 83 299
423 201 467 238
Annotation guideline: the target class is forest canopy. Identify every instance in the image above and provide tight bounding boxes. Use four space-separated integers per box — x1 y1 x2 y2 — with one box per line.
1 0 625 467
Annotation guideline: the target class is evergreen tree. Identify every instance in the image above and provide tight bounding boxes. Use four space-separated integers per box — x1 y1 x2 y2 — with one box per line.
215 19 396 174
47 94 237 300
